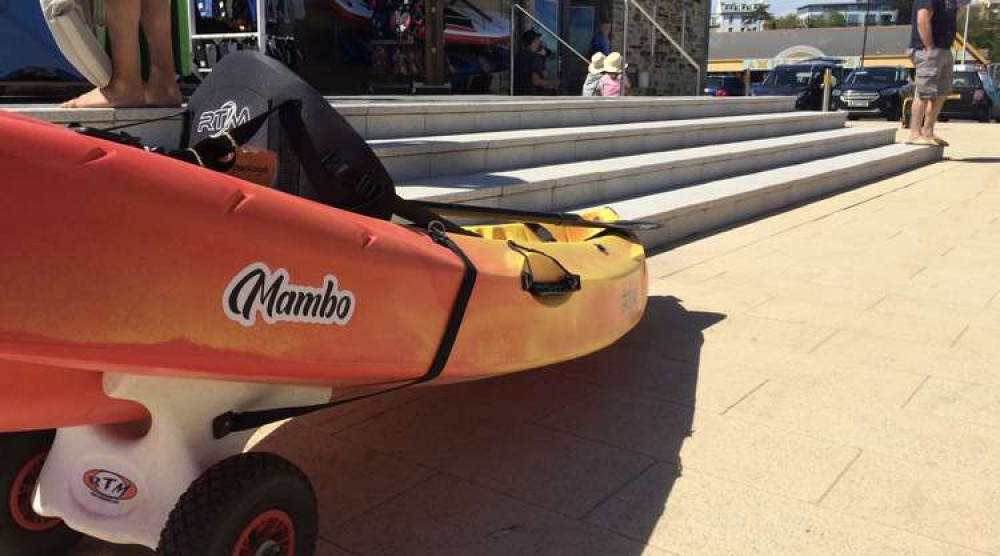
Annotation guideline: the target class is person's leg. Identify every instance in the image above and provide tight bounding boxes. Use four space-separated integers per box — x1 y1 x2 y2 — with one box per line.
922 95 947 137
141 0 182 107
63 0 144 108
923 51 953 144
909 95 928 141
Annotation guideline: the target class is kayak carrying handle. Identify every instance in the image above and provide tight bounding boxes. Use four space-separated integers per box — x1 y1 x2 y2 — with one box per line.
507 241 581 297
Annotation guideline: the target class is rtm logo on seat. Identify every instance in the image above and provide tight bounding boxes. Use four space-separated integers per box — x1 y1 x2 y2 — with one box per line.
197 101 251 135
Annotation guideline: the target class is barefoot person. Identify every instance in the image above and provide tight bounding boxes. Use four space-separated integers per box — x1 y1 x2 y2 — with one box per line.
62 0 182 108
906 0 958 146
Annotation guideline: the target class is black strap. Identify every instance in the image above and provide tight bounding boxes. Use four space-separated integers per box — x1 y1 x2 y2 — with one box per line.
100 110 188 132
211 226 478 439
507 240 581 296
275 101 383 215
390 195 477 236
525 222 557 242
411 199 662 233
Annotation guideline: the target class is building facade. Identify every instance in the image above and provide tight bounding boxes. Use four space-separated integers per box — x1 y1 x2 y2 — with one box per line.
609 0 710 94
513 0 710 95
711 0 768 32
796 1 898 26
708 26 989 75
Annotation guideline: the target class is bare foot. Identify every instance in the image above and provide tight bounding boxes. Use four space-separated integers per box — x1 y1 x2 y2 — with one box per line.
61 84 145 108
144 68 182 108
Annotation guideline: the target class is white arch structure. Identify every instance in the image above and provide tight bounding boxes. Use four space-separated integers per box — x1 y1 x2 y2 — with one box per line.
774 45 826 64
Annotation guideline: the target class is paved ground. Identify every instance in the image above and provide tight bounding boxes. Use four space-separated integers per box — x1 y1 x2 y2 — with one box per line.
76 120 1000 556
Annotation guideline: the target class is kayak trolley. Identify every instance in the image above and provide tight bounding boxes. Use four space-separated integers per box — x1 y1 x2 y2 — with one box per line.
1 374 329 556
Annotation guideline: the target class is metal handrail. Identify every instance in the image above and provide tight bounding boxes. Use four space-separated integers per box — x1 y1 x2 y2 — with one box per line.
186 0 267 77
509 3 589 95
623 0 701 95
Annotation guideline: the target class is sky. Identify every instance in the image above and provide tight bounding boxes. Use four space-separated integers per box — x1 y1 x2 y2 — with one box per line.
767 0 810 16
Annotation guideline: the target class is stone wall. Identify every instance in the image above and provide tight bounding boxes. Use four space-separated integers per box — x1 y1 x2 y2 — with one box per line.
609 0 709 95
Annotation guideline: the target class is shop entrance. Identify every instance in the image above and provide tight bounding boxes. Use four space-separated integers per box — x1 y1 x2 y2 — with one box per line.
561 1 596 94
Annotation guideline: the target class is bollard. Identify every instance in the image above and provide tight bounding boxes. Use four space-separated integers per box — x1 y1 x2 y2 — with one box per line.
822 68 832 112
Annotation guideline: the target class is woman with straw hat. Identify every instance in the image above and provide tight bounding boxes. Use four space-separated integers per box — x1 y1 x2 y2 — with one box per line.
599 51 630 97
582 52 606 96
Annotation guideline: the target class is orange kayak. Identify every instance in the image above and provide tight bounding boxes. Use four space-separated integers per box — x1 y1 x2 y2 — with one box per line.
0 111 648 432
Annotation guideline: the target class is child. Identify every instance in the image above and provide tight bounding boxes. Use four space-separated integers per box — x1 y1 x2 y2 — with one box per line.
582 52 605 96
599 52 629 97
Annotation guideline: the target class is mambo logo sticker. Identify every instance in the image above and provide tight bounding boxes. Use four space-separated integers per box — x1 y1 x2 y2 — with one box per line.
223 262 356 327
83 470 138 503
197 100 251 135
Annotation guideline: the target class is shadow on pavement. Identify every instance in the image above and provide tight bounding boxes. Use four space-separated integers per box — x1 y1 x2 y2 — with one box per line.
947 157 1000 163
78 295 726 556
261 294 727 555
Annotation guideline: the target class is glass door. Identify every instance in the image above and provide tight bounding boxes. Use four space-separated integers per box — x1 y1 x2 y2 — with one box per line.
563 4 595 94
533 0 560 94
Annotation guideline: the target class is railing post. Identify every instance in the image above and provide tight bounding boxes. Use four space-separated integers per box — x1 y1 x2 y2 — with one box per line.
256 0 266 54
510 2 516 96
623 0 629 71
822 68 832 112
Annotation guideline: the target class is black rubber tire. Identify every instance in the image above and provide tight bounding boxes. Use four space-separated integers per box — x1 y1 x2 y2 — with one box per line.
0 431 83 556
157 452 317 556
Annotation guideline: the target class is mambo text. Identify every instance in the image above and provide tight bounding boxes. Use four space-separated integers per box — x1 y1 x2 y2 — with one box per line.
224 262 356 327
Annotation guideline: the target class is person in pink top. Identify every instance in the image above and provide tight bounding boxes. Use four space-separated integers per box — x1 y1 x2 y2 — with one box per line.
599 52 629 97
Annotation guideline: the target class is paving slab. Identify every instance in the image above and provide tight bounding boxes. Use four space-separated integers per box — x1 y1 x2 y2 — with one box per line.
326 475 678 556
727 374 1000 479
906 377 1000 428
586 464 984 556
253 425 437 536
821 452 1000 554
541 388 859 502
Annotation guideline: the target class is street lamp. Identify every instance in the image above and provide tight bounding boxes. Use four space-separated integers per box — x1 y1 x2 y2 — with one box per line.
961 1 971 64
859 0 872 69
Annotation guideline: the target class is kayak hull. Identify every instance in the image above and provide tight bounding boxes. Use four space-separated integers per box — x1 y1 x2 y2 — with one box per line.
0 361 147 432
0 111 647 431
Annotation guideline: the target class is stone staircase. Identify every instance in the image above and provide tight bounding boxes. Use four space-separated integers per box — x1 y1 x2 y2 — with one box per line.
12 96 941 250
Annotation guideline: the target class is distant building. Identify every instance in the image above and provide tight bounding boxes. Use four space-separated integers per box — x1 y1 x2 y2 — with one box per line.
711 0 768 32
708 26 989 74
796 1 898 26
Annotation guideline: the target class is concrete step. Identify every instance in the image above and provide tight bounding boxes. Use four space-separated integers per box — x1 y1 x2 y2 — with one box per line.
374 111 847 182
7 96 794 146
605 143 943 250
336 96 795 139
399 127 898 213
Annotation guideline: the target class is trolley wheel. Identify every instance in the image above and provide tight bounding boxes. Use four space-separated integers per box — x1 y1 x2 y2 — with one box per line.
0 431 83 556
157 452 317 556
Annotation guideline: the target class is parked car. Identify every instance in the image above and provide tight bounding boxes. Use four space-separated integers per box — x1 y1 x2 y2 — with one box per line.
902 66 1000 125
832 66 911 121
752 58 845 110
939 66 1000 122
703 75 744 96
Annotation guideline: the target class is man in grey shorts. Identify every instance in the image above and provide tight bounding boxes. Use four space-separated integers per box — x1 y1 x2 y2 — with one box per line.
907 0 958 146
